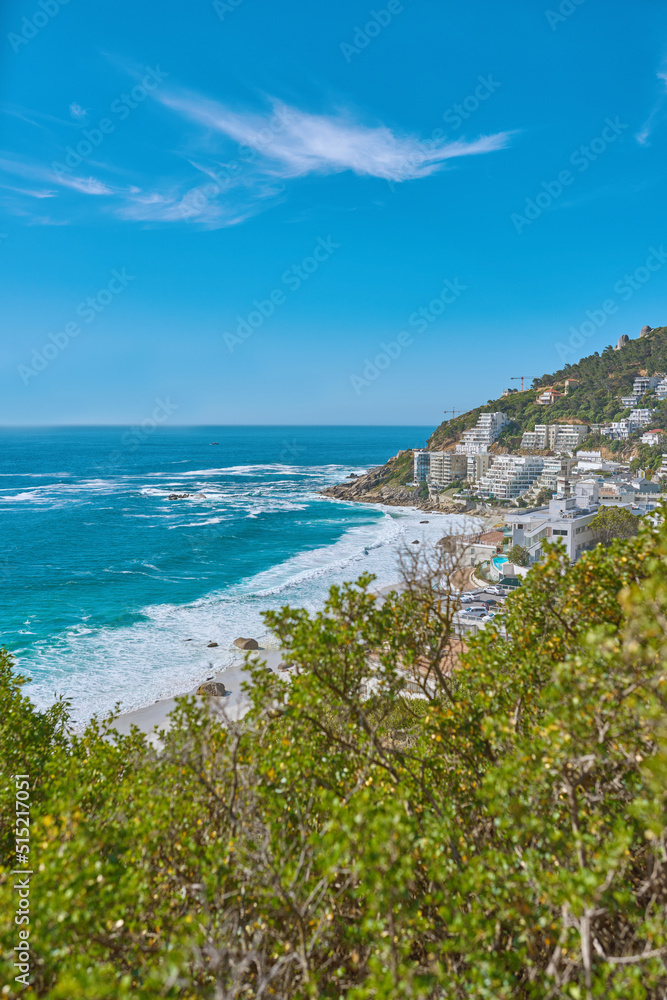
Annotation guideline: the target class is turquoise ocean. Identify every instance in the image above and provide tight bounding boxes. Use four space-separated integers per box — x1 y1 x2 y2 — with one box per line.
0 426 470 723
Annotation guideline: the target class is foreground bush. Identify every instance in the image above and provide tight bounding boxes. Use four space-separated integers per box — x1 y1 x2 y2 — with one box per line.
1 518 666 999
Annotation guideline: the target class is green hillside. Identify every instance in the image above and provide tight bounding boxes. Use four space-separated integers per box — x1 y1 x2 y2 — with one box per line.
428 325 667 452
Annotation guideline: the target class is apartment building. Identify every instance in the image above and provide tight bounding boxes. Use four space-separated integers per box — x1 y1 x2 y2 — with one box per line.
505 482 602 564
455 412 508 455
634 374 662 396
602 409 655 441
467 452 493 483
521 423 589 452
477 455 545 499
535 456 577 493
413 451 467 488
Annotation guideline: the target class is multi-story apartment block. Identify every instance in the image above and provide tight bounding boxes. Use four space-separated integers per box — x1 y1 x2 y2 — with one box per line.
505 482 602 564
629 408 655 426
455 412 508 455
535 456 577 494
477 455 545 499
521 423 589 452
654 377 667 401
656 454 667 480
413 451 467 488
634 375 662 396
602 409 655 440
576 450 602 463
414 451 431 482
467 452 493 483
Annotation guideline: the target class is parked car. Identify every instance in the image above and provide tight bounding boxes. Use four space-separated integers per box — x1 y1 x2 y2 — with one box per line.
485 586 502 596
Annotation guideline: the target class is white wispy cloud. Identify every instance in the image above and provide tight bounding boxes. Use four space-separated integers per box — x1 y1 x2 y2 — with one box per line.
0 154 116 196
0 85 513 230
637 70 667 145
69 102 89 122
155 89 513 182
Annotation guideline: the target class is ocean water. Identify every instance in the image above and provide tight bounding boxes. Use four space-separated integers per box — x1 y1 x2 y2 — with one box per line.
0 426 471 723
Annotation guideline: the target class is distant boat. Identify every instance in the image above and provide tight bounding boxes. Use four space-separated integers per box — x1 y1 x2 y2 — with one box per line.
210 442 219 445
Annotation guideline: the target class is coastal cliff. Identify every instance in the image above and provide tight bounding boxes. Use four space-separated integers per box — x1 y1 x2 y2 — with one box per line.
321 449 467 513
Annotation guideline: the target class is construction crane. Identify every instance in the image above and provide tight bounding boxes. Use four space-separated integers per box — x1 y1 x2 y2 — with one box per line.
510 376 540 392
444 407 465 420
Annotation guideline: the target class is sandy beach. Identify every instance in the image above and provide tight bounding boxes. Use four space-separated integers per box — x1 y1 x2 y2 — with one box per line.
111 647 287 742
109 505 498 740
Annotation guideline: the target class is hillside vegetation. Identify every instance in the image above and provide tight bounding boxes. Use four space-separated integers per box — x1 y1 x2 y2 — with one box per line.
428 325 667 451
1 519 667 998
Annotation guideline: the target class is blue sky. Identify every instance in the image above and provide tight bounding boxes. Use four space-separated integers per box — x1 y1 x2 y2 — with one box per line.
1 0 667 425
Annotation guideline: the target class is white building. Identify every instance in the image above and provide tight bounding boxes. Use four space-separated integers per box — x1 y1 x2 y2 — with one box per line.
535 456 577 494
505 482 603 564
634 375 662 396
630 408 655 426
467 452 493 484
521 423 589 452
456 412 509 456
640 429 664 446
655 378 667 401
413 451 467 488
602 409 655 440
478 455 545 499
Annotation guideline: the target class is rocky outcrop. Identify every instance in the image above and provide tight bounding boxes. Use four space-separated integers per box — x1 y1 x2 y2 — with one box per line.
321 468 469 514
196 681 227 696
234 637 259 650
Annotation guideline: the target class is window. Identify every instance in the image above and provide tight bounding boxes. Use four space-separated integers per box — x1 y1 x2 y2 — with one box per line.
552 529 568 536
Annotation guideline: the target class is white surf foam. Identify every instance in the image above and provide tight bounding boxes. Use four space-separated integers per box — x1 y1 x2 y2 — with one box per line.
17 505 478 724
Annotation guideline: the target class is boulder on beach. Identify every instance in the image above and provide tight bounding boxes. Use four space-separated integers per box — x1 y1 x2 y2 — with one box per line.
207 641 219 648
234 637 259 650
196 681 227 696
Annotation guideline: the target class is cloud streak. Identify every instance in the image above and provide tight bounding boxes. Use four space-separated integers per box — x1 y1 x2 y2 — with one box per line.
0 85 513 229
637 70 667 145
155 89 513 182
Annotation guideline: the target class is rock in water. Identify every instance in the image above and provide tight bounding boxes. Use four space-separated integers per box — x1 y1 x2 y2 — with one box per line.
207 641 219 648
233 637 259 650
196 681 227 696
